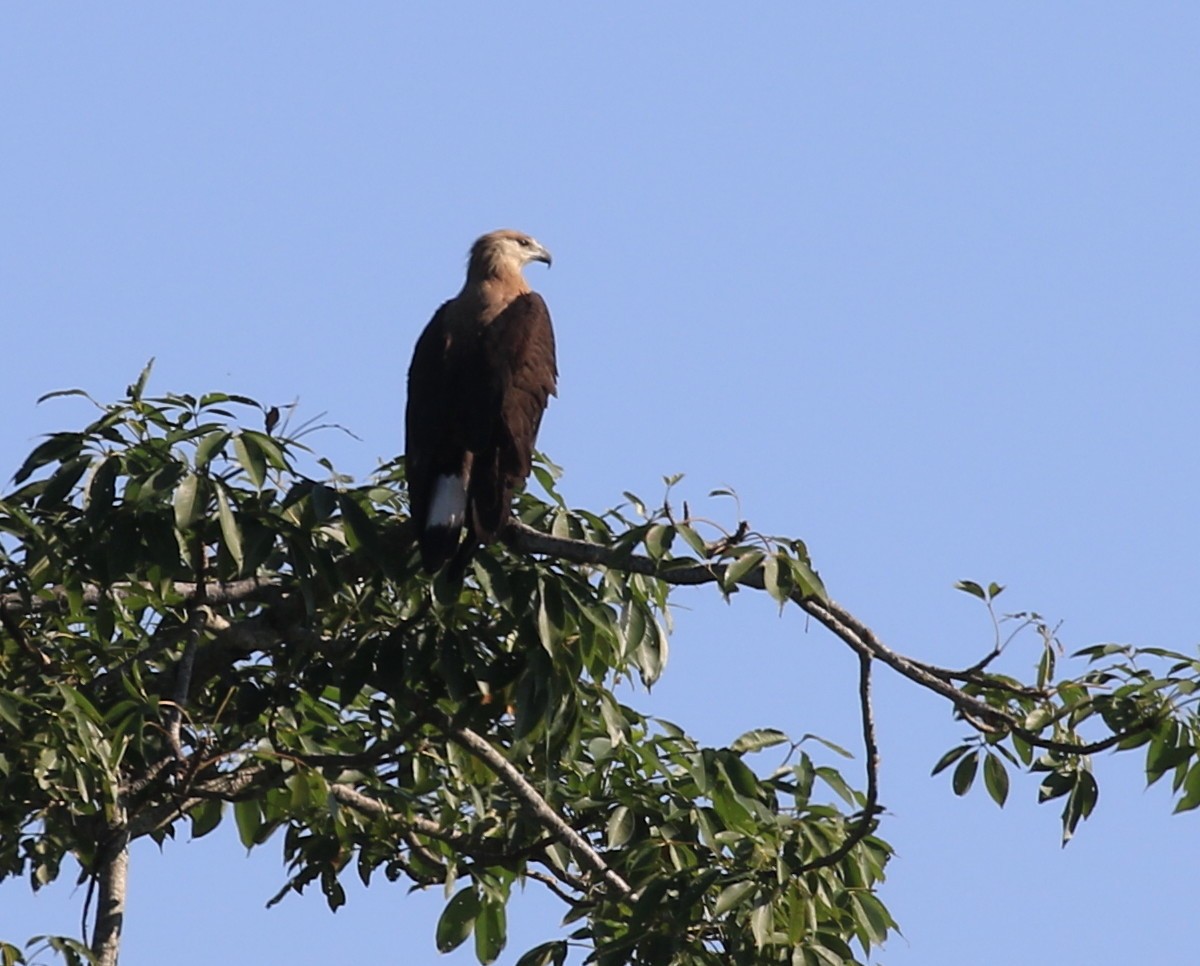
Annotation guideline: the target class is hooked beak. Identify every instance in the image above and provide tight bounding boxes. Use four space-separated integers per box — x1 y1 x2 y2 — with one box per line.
533 244 552 268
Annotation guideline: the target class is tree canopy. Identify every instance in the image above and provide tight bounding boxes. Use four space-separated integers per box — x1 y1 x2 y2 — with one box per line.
1 366 1197 966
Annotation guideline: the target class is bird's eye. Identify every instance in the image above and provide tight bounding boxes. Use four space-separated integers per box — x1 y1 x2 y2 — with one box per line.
519 238 531 247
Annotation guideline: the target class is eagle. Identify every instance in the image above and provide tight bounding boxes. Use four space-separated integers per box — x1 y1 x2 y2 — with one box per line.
405 229 557 572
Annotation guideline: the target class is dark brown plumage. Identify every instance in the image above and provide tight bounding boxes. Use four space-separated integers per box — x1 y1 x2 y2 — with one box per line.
405 230 557 572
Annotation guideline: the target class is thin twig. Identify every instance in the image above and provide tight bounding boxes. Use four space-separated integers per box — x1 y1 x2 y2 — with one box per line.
797 651 881 872
164 605 207 770
400 830 449 883
526 868 584 905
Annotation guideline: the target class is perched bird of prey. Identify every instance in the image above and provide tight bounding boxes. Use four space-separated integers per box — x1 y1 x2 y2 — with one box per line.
405 229 557 572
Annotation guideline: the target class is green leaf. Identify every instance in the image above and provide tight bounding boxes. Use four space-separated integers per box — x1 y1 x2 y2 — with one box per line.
983 753 1010 807
1062 770 1098 844
721 550 763 590
815 766 857 807
36 387 90 404
1038 769 1073 803
750 902 772 949
1146 725 1191 785
13 433 84 485
216 484 244 573
634 617 667 687
853 892 894 945
1173 762 1200 814
242 430 290 471
930 745 971 776
194 430 231 469
233 433 267 489
190 800 223 839
473 555 512 607
310 482 338 522
474 897 507 964
0 695 20 730
710 781 754 833
37 456 90 509
951 752 979 796
762 553 792 604
721 755 760 797
127 358 155 400
338 492 382 561
787 555 827 601
514 941 566 966
173 473 204 530
84 455 120 520
676 523 707 558
713 880 757 916
622 601 646 655
537 579 564 653
644 524 673 560
606 805 635 848
954 580 986 600
731 728 788 754
436 888 480 954
1037 646 1056 688
234 798 261 849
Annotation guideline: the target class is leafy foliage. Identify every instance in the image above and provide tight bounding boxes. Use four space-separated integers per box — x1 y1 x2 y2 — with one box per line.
934 582 1200 843
0 370 883 965
0 369 1196 964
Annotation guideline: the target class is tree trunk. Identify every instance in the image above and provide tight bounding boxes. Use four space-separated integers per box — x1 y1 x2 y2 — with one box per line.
93 824 130 966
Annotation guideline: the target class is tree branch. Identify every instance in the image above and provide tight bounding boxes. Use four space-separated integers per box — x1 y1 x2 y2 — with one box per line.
327 782 583 890
163 605 207 769
797 651 881 872
0 575 285 615
443 723 632 899
508 522 1152 755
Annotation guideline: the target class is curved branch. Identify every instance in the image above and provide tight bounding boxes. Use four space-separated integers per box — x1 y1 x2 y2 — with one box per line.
797 651 881 873
508 523 1152 756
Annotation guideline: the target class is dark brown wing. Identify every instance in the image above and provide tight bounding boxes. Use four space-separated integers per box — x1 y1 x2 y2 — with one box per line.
470 292 557 541
405 303 463 565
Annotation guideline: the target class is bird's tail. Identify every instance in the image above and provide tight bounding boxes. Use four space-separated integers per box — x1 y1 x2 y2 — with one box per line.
420 469 469 572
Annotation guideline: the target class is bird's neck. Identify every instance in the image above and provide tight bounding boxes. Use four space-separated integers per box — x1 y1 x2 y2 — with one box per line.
459 271 529 320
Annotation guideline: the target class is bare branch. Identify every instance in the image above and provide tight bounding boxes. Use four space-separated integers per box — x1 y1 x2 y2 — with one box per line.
526 868 584 905
126 763 274 839
444 722 632 899
797 652 881 872
0 575 285 615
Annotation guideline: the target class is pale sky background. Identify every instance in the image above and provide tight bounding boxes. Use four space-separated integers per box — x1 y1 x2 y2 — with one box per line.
2 5 1198 965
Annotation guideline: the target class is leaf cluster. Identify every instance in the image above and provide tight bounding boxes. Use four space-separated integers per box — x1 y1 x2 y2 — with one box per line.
932 583 1200 842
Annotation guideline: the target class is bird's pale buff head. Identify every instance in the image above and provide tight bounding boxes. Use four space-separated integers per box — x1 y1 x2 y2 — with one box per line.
467 229 552 282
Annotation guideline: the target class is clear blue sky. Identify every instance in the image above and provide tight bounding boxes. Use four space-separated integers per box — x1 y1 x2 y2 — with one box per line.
2 5 1197 964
